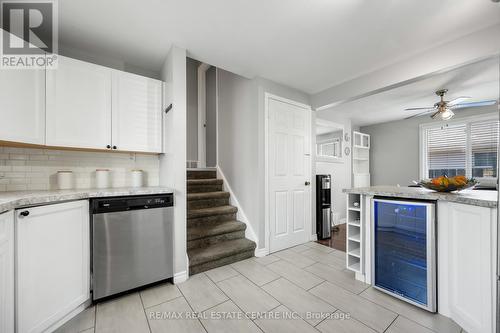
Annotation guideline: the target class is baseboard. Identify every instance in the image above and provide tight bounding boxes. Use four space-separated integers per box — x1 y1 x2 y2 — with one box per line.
45 299 90 332
310 234 318 241
216 166 259 245
254 248 269 257
173 270 188 284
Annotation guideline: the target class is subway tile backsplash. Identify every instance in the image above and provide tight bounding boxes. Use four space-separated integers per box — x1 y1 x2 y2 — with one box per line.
0 147 160 191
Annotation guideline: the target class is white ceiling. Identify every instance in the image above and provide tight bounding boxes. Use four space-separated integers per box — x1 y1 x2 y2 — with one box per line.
58 0 500 94
317 57 500 127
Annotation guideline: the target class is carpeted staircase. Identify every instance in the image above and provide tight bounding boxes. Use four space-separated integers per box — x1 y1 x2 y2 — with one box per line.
187 169 256 275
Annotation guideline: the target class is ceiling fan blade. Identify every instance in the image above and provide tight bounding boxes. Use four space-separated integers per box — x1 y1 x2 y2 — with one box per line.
450 100 498 109
404 107 435 111
447 96 471 106
404 109 435 119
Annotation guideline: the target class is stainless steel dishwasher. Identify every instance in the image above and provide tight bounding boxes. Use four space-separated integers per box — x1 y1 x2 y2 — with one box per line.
91 194 174 301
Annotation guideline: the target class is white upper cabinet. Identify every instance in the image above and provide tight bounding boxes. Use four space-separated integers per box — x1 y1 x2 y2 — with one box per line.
0 69 45 145
111 71 162 152
46 56 112 150
16 200 90 333
0 211 14 333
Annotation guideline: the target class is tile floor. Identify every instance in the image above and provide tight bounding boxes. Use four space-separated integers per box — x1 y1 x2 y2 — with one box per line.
56 241 465 333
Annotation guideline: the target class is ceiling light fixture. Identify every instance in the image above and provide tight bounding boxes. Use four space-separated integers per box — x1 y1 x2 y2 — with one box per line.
431 106 455 120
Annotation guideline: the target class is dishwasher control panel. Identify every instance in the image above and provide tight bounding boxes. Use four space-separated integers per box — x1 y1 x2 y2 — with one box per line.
91 194 174 214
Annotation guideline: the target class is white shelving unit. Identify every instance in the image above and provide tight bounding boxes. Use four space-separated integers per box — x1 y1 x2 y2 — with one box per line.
346 193 363 274
352 131 370 188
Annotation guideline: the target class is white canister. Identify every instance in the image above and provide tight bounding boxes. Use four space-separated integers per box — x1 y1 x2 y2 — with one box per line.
57 171 74 190
95 169 110 189
131 170 144 188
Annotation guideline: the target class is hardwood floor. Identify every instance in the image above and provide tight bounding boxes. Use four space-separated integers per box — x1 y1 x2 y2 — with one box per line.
316 223 346 252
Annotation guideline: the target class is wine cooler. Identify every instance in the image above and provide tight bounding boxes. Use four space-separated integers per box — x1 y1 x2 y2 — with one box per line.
372 198 436 312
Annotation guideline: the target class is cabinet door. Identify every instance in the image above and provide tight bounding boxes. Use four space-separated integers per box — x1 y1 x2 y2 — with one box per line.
16 201 90 333
0 211 14 333
0 69 45 144
112 71 162 152
445 203 496 333
46 56 112 149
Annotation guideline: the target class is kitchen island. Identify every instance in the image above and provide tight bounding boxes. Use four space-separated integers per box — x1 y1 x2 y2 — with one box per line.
343 186 497 333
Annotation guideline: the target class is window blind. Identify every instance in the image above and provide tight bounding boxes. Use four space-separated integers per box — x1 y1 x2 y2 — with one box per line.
471 120 499 178
426 124 467 178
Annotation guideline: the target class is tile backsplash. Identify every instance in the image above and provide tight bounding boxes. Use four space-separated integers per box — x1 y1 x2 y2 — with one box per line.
0 146 160 191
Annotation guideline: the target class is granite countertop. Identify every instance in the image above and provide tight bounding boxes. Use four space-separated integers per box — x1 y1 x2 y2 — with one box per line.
343 186 497 208
0 186 175 213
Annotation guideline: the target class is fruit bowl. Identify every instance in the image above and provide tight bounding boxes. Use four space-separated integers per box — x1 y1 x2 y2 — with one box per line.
418 176 478 193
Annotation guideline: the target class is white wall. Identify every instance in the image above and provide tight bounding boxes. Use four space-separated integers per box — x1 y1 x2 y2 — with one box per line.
312 24 500 109
58 43 160 79
160 46 188 282
217 69 260 243
360 105 498 186
206 67 217 168
313 112 355 224
0 147 159 191
186 57 199 162
314 130 345 225
217 71 311 250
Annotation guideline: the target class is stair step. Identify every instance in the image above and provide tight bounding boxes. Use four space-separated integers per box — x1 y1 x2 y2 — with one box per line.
187 220 247 250
187 191 230 210
187 170 217 180
187 179 223 186
188 220 246 241
188 205 237 219
187 184 223 193
188 212 237 226
187 191 230 201
188 238 256 274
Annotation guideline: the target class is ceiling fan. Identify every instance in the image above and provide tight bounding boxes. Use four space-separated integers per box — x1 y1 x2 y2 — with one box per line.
405 89 498 120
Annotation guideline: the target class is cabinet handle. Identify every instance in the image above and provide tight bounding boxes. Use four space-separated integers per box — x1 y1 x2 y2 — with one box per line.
305 181 311 186
106 145 111 149
19 210 30 217
112 146 117 150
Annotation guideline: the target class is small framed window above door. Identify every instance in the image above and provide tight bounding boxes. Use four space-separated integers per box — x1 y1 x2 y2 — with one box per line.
315 119 344 163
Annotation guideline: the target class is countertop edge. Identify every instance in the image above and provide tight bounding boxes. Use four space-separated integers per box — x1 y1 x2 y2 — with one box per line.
343 187 497 208
0 187 175 213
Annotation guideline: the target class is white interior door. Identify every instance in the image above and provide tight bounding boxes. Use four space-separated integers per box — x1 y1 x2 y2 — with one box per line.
268 95 312 253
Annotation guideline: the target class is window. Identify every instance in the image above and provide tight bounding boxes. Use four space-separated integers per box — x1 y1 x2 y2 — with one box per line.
317 138 341 158
421 116 499 180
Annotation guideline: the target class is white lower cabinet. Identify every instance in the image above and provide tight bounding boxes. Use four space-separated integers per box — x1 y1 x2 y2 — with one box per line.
16 200 90 333
438 202 497 333
0 211 14 333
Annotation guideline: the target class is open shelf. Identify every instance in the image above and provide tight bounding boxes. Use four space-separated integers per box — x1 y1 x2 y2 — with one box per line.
346 192 364 275
349 248 361 258
348 261 361 272
348 240 360 258
348 219 360 226
348 233 360 242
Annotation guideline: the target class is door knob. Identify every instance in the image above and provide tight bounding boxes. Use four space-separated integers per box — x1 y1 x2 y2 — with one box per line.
305 181 311 186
